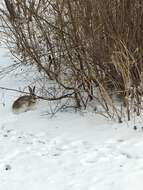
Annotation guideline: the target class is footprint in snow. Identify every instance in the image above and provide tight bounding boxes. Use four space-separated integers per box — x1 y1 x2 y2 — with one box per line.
4 164 12 171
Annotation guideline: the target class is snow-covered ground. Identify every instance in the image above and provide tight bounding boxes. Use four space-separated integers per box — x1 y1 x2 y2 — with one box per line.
1 47 143 190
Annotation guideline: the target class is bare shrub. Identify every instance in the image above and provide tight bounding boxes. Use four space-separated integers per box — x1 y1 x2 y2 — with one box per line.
0 0 143 121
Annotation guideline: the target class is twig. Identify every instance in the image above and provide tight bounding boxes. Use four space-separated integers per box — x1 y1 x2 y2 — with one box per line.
0 86 74 101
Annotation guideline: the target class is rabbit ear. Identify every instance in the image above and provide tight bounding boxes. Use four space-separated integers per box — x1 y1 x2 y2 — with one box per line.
28 86 33 94
32 86 35 94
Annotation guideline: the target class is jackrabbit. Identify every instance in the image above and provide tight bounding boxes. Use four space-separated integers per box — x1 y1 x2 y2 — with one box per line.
12 86 37 114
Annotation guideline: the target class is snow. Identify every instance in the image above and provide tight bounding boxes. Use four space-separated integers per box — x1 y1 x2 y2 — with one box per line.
1 47 143 190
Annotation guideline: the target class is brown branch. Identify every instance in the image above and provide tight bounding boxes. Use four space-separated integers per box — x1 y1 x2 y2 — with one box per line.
0 86 74 101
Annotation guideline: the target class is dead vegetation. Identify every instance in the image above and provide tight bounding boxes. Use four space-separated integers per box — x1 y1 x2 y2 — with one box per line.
0 0 143 121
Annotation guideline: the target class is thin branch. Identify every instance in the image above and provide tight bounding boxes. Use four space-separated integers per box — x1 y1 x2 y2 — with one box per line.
0 86 75 101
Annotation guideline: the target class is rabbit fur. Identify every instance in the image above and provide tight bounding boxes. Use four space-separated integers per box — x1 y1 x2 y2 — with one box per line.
12 86 37 114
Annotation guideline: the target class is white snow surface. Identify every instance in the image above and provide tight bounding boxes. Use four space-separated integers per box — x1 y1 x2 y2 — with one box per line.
0 47 143 190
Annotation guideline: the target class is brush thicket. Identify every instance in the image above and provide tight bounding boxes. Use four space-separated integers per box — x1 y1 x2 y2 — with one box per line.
1 0 143 121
